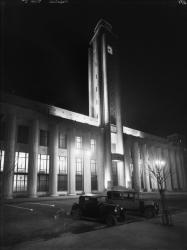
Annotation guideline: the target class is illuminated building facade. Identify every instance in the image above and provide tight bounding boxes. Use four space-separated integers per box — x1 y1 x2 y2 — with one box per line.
0 19 187 199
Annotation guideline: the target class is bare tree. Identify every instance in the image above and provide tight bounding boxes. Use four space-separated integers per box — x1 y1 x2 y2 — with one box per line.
148 161 173 226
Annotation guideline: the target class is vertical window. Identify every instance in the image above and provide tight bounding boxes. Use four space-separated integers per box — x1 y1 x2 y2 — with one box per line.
111 133 117 153
112 162 118 186
40 130 49 146
37 154 49 191
0 150 5 193
91 160 97 191
59 133 66 149
17 125 29 144
13 152 29 192
91 139 96 152
58 156 68 191
76 136 82 150
0 150 5 172
76 158 83 190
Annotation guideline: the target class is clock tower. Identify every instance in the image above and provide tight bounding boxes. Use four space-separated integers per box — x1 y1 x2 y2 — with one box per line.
88 19 125 188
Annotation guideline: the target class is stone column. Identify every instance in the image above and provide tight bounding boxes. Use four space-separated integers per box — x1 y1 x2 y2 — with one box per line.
169 148 178 190
103 124 112 189
49 123 58 196
28 119 39 198
148 146 157 190
124 138 132 189
3 114 16 199
179 150 187 191
142 144 150 192
157 147 165 189
175 149 184 190
147 145 153 191
131 141 140 192
97 129 105 192
163 148 172 191
68 127 76 195
83 132 91 194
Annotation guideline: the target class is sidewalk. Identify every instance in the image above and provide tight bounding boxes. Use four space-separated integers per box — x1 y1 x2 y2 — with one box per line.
0 194 79 205
7 211 187 250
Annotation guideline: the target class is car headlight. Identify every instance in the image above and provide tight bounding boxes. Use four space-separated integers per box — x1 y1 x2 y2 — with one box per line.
114 207 118 213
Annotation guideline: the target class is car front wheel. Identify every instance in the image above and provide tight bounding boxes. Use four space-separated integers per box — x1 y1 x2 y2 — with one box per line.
144 207 154 219
71 207 81 220
105 214 117 226
118 213 126 222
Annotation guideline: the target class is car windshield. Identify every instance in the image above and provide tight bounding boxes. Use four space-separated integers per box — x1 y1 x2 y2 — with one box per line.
96 196 107 203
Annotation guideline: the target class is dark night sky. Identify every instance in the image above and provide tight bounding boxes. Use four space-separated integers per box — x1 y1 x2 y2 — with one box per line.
2 0 187 140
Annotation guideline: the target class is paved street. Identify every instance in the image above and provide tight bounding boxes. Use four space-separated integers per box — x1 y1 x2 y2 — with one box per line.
0 194 187 249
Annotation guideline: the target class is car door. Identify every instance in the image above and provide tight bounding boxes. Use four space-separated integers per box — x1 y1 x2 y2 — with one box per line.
121 192 139 212
84 197 98 218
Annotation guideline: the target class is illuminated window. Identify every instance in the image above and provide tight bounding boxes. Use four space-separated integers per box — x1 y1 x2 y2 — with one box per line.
111 133 117 153
91 159 97 191
38 154 49 173
76 136 82 150
58 156 67 191
76 158 83 190
13 152 28 192
40 130 49 147
0 150 5 193
0 150 5 172
91 139 96 152
17 125 29 144
59 133 66 149
37 154 49 191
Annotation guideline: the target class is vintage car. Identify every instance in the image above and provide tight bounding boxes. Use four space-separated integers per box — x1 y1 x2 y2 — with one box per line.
71 194 126 226
107 190 159 218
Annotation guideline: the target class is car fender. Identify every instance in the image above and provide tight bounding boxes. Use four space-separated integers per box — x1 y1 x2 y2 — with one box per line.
71 203 79 214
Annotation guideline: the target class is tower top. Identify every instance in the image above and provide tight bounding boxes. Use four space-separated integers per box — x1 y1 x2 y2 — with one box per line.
94 19 112 34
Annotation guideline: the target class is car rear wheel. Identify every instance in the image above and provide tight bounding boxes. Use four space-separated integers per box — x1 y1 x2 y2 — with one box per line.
105 214 117 226
144 207 154 219
118 213 126 222
71 207 81 220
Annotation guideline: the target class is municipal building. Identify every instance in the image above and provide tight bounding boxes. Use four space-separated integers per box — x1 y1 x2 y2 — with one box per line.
0 19 187 199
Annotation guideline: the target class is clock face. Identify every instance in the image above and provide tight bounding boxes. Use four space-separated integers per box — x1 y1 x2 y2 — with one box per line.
107 45 113 55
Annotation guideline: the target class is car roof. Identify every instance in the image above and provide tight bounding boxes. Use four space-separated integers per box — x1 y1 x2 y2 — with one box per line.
107 190 136 193
79 194 107 198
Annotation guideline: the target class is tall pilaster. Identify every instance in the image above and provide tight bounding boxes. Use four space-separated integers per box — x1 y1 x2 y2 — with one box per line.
163 148 172 191
169 148 178 190
104 124 112 189
157 147 166 189
28 119 39 198
83 132 91 194
49 123 58 196
3 114 16 199
148 146 157 190
124 138 132 188
147 145 154 191
175 149 184 190
142 144 150 192
97 129 105 192
179 150 187 190
131 141 140 192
